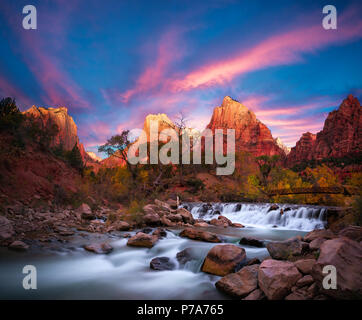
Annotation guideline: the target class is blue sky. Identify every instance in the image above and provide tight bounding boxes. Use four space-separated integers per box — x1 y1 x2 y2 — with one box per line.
0 0 361 156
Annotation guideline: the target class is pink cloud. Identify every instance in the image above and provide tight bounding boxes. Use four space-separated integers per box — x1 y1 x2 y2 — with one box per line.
168 8 362 92
0 76 32 107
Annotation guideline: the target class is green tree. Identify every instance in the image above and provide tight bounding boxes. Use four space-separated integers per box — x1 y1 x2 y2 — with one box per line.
255 155 280 186
0 97 24 131
67 144 84 172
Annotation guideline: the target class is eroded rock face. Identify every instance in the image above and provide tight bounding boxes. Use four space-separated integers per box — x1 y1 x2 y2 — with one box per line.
287 95 362 165
202 244 246 276
258 259 302 300
127 232 158 248
206 96 284 157
23 106 86 160
215 264 259 298
179 228 221 243
311 237 362 299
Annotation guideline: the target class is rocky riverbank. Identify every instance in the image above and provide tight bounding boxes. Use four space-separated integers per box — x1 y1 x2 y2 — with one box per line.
0 199 361 300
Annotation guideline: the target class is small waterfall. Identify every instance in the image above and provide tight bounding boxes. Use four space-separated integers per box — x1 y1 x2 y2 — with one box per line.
183 202 327 232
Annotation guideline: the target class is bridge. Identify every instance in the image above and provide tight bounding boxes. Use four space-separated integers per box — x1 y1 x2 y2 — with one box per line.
268 186 360 196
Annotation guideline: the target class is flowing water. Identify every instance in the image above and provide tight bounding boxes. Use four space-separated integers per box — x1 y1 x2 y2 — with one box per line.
0 202 327 300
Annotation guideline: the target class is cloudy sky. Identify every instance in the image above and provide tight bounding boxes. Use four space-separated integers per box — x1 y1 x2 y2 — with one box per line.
0 0 361 157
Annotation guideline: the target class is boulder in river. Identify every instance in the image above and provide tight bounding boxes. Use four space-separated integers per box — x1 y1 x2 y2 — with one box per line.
210 218 227 228
84 242 113 254
267 204 279 212
231 223 244 228
311 237 362 299
194 222 209 228
202 244 247 276
239 237 264 248
176 208 194 224
266 238 309 260
78 203 96 220
116 221 130 231
215 264 259 298
152 227 167 238
127 232 158 248
179 228 221 243
258 259 302 300
217 215 233 226
176 247 200 266
150 257 175 271
143 213 161 226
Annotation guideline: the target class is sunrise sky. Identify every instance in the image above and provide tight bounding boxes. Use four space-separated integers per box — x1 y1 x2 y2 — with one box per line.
0 0 361 156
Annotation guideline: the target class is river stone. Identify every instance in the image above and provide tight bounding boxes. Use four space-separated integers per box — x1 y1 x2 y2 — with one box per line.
116 221 130 231
311 237 362 299
150 257 175 271
127 232 158 248
179 228 221 243
215 264 259 298
210 218 227 228
296 275 314 288
168 214 183 223
143 213 161 226
231 223 245 228
309 237 326 251
258 259 302 300
202 244 246 276
194 222 209 228
176 247 200 266
0 216 14 240
293 258 316 274
84 242 113 254
266 238 309 260
303 229 336 242
152 227 167 238
176 208 194 224
217 215 233 226
239 237 264 248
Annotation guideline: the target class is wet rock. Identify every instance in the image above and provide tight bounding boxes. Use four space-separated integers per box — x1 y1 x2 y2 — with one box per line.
293 258 316 274
202 244 246 276
311 237 362 299
243 289 266 300
179 228 221 243
258 259 302 300
268 204 279 212
216 264 259 298
239 237 264 248
217 215 233 226
9 240 29 251
210 218 227 228
160 216 175 227
338 226 362 242
78 203 96 220
266 238 309 260
152 227 167 238
176 247 200 265
176 208 194 224
84 242 113 254
303 229 336 242
0 216 14 240
246 258 261 266
231 223 245 228
127 232 158 248
194 222 209 228
143 213 161 226
150 257 175 271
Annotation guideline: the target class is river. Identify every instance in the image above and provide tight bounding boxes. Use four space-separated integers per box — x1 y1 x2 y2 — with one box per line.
0 202 326 299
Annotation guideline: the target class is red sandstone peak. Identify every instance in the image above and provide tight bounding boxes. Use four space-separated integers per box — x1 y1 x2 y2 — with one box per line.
23 105 86 161
206 96 285 157
287 95 361 166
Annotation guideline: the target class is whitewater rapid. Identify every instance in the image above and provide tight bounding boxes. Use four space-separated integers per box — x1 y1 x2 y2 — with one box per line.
184 203 327 232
